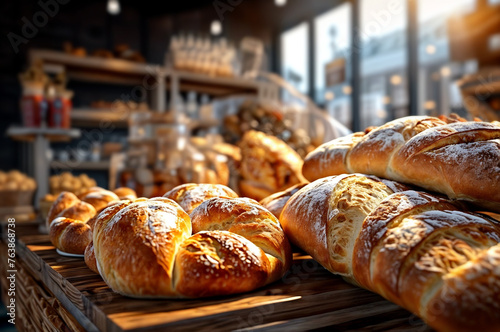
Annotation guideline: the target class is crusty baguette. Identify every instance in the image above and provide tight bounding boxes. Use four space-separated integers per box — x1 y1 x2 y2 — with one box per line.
280 174 500 332
259 183 309 218
303 116 500 212
91 192 292 298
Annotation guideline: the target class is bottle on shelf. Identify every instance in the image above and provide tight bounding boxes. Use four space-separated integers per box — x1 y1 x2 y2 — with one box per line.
186 91 199 119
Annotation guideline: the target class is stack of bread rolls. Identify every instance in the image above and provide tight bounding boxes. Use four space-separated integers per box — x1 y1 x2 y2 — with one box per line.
81 183 291 298
0 170 37 192
47 187 136 254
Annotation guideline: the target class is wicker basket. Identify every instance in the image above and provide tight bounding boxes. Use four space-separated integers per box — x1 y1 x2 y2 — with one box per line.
0 190 35 208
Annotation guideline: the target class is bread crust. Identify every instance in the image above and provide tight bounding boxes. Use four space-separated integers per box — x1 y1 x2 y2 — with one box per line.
259 183 308 218
113 187 137 201
281 174 500 331
303 117 500 211
239 130 306 200
163 183 238 215
49 217 92 254
47 189 120 254
90 194 292 298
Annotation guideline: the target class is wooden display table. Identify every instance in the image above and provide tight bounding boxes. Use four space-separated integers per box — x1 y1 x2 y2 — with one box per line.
4 233 433 331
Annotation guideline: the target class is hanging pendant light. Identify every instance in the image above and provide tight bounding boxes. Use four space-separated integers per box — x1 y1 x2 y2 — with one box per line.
107 0 121 15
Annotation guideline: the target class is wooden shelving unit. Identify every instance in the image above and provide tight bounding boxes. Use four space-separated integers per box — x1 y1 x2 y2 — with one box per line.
7 126 81 143
7 126 82 207
29 49 161 86
164 69 262 97
70 108 149 128
21 49 274 200
49 160 110 171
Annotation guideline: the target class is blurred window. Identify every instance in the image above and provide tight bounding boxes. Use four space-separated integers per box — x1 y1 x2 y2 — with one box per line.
418 0 476 118
314 3 353 129
359 0 407 129
280 22 309 95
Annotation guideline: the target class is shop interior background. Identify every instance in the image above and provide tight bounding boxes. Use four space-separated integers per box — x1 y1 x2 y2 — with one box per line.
1 0 497 180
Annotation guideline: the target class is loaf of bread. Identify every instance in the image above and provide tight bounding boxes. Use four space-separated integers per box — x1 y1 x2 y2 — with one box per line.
90 194 292 298
259 183 309 218
112 187 137 201
239 130 306 201
303 116 500 212
280 174 500 332
47 188 120 254
163 183 238 215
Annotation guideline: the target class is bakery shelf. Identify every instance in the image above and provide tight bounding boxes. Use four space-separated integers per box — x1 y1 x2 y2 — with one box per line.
70 108 148 128
7 126 81 209
50 160 110 171
29 49 161 86
164 69 261 96
7 126 81 143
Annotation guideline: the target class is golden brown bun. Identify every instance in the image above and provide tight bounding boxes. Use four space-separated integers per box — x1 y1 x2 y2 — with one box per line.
80 189 119 213
112 187 137 201
47 189 119 254
46 191 80 230
303 116 500 212
91 194 292 298
190 197 291 276
281 174 500 332
238 180 275 202
49 217 92 254
163 183 238 215
259 182 309 218
239 130 306 201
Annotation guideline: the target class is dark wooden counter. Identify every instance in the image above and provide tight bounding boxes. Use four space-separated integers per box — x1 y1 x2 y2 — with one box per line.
15 234 432 331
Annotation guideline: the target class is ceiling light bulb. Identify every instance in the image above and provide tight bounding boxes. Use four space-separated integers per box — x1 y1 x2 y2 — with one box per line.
107 0 120 15
275 0 287 6
211 20 222 36
324 91 335 101
426 44 436 54
390 75 402 85
440 66 451 77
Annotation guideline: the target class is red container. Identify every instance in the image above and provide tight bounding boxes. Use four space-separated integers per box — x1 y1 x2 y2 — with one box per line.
20 94 48 127
48 96 71 128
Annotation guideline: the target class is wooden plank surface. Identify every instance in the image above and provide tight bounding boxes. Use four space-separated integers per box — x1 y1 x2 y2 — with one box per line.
16 235 433 332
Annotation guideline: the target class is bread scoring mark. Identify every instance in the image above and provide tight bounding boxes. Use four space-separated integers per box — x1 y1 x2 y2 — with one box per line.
188 231 264 273
400 122 500 159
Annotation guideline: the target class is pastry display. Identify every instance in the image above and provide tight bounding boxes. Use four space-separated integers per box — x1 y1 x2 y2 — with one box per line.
280 174 500 332
223 100 317 158
47 188 120 254
87 189 292 298
238 130 307 201
0 170 36 192
303 116 500 212
63 42 145 63
90 99 148 111
49 172 97 196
